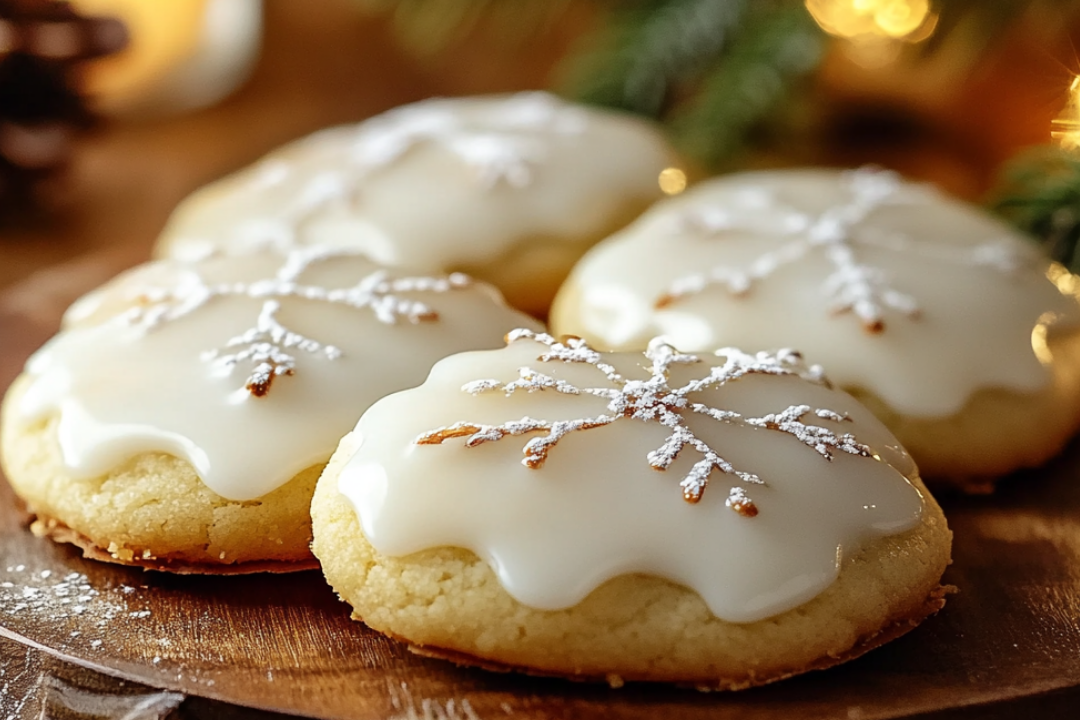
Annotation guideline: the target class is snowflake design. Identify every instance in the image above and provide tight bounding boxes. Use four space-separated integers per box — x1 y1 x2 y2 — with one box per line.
349 92 588 189
219 93 589 257
657 167 1022 332
123 247 471 397
415 330 871 513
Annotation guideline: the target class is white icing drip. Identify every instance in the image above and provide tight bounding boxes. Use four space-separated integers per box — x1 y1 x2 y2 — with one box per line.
416 331 869 505
339 334 924 621
660 167 1023 330
554 168 1080 417
16 250 540 500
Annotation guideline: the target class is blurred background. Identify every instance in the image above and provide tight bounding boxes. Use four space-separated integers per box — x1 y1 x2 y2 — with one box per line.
3 0 1080 311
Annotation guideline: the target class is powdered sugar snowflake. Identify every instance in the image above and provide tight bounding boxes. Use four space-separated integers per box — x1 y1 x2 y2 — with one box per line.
211 93 589 258
123 247 471 397
657 167 1022 332
350 92 587 189
415 330 871 512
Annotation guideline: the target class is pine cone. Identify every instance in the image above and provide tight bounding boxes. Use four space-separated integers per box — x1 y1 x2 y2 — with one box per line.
0 0 126 215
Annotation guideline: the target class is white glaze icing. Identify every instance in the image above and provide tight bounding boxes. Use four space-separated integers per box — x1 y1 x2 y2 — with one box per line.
552 167 1080 417
337 332 924 623
153 92 679 272
15 248 541 500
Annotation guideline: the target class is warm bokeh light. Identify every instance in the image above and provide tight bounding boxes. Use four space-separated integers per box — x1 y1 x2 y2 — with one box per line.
1035 264 1080 364
1051 76 1080 151
658 167 688 195
1031 311 1059 365
71 0 261 117
1047 262 1080 298
806 0 935 42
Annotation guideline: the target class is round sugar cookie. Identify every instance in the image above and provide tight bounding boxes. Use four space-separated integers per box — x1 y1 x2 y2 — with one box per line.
152 92 684 317
550 167 1080 490
311 330 952 688
0 247 540 572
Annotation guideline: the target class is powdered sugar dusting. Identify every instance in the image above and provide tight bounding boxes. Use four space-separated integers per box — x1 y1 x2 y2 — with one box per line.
416 330 871 510
658 167 1023 332
122 247 472 396
351 92 587 190
725 486 758 517
0 643 38 717
0 565 150 654
213 93 589 257
386 680 482 720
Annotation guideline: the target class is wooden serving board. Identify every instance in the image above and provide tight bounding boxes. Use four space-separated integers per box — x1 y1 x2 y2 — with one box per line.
3 287 1080 720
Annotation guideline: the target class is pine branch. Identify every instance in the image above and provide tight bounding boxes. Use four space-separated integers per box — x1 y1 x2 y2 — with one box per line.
668 3 823 169
347 0 1080 173
560 0 749 117
987 145 1080 273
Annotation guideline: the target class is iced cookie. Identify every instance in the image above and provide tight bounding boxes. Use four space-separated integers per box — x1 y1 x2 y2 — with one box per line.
551 167 1080 490
151 92 683 316
0 247 540 572
311 330 951 688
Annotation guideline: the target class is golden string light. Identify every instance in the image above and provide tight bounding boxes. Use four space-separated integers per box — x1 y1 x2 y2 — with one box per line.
1036 265 1080 364
658 167 688 195
1047 262 1080 299
1031 311 1058 365
1051 76 1080 151
805 0 937 42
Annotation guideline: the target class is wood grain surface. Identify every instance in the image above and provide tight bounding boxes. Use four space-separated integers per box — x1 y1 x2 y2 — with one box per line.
3 269 1080 720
